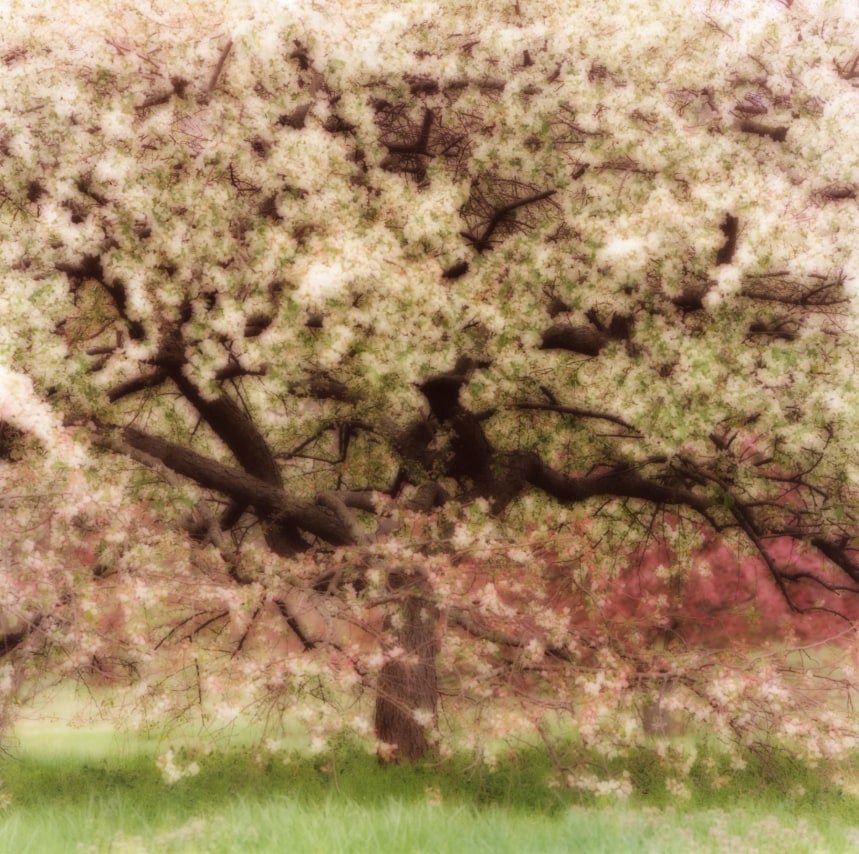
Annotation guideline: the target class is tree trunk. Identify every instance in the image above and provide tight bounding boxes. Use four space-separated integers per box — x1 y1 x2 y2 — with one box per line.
374 572 439 762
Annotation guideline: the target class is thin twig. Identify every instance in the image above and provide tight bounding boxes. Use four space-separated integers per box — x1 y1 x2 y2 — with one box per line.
513 401 636 432
207 40 233 94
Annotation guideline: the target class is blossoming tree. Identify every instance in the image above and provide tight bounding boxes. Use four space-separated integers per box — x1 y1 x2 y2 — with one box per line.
4 0 859 765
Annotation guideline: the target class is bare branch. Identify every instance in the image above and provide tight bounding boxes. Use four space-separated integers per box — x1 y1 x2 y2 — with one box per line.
107 370 167 403
273 596 317 650
513 401 637 432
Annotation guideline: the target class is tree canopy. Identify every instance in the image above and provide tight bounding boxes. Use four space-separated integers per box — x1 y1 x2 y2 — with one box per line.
4 0 859 765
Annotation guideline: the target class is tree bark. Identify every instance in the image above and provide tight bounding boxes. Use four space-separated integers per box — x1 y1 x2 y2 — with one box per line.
374 571 439 762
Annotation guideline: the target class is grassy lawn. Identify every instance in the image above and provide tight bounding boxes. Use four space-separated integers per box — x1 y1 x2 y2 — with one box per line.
3 702 859 852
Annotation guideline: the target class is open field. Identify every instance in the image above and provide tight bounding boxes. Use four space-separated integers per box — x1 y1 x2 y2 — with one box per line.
3 703 859 854
3 792 854 854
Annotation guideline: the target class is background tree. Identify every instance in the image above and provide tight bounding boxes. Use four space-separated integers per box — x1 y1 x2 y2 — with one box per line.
3 0 859 764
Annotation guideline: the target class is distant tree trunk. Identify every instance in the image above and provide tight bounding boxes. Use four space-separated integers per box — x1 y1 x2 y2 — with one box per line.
641 678 676 737
374 571 439 762
641 695 674 737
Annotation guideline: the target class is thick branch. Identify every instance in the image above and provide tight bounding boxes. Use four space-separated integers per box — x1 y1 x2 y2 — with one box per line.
811 538 859 586
317 492 370 545
0 612 44 658
738 119 788 141
1 625 31 657
115 427 359 546
418 356 487 422
107 370 167 403
715 214 738 265
540 325 607 356
162 352 283 487
522 454 713 515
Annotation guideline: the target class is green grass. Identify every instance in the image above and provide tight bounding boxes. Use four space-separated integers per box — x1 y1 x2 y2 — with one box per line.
3 799 850 854
3 716 859 852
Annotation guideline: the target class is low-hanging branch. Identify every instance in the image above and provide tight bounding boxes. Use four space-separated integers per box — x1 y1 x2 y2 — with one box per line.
113 426 361 546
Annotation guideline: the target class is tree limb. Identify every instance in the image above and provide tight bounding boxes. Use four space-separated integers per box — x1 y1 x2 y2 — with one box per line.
447 607 571 661
273 596 317 650
107 370 167 403
522 453 714 516
106 427 359 546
